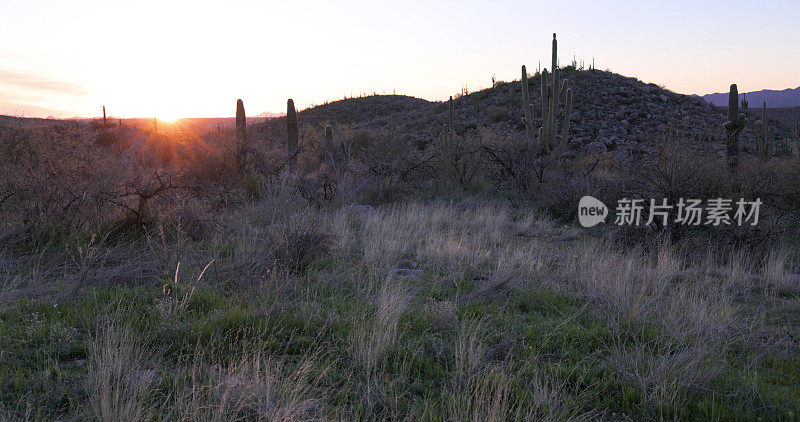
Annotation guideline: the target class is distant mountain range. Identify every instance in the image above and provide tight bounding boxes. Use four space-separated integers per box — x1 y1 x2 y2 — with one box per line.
702 86 800 108
255 111 285 118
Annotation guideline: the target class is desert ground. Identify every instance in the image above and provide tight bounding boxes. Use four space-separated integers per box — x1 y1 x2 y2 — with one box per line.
2 59 800 420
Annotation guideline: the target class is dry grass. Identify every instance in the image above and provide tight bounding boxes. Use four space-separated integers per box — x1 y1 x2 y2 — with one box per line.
3 122 800 419
166 348 326 421
86 324 154 421
350 275 409 375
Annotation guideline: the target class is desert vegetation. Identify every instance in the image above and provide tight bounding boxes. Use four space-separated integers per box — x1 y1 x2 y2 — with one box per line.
2 34 800 421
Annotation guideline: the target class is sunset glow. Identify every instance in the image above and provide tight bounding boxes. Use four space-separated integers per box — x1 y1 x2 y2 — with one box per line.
2 0 799 118
156 114 183 124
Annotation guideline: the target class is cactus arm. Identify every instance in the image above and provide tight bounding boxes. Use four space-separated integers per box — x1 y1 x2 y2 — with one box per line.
520 66 538 152
728 84 739 122
549 60 560 150
557 88 572 156
723 84 747 171
551 33 558 75
540 69 549 152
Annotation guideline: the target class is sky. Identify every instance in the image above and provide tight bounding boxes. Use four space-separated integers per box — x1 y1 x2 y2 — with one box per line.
1 0 798 119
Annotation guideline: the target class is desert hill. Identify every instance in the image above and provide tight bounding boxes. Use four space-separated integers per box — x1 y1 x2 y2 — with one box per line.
252 68 730 160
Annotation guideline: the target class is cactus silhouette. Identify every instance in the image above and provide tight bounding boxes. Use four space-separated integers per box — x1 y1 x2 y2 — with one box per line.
102 105 107 126
520 33 572 157
723 84 747 172
756 102 773 162
235 99 246 143
287 99 298 172
441 96 456 170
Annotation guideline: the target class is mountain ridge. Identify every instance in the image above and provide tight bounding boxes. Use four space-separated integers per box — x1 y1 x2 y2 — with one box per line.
702 86 800 108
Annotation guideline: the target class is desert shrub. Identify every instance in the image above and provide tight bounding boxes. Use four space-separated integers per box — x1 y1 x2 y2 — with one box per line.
478 130 542 193
275 230 332 275
350 130 374 155
487 106 510 123
624 142 732 205
537 173 618 222
0 120 270 238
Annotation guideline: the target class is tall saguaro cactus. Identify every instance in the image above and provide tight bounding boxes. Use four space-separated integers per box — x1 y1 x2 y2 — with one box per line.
235 99 247 143
440 96 456 171
287 99 298 172
447 96 455 144
723 84 748 172
102 105 107 126
520 33 572 157
757 102 773 162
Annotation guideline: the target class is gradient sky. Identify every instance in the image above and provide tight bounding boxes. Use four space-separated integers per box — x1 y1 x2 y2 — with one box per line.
1 0 798 119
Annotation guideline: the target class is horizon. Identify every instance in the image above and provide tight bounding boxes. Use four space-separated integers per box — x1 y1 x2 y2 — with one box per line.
2 0 799 119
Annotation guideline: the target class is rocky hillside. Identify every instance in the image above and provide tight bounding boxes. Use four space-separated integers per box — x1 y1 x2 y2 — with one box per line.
252 68 796 159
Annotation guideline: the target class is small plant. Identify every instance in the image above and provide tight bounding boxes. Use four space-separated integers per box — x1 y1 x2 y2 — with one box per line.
154 260 213 320
723 84 747 171
756 101 773 162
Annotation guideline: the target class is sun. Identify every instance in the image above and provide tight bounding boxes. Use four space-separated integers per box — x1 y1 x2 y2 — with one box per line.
157 113 182 123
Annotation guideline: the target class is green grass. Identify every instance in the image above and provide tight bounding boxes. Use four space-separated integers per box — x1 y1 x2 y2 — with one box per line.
2 201 800 421
2 281 797 420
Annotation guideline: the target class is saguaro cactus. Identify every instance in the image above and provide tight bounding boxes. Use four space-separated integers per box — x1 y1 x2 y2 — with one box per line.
287 99 298 172
440 96 456 169
235 99 246 143
102 105 107 125
756 102 773 162
723 84 747 171
520 33 572 157
447 96 455 144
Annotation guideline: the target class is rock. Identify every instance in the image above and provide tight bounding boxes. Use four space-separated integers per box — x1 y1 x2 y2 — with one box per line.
659 94 668 102
586 141 606 155
603 136 618 148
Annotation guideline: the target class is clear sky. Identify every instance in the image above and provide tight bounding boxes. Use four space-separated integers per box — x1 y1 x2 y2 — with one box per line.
1 0 798 119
